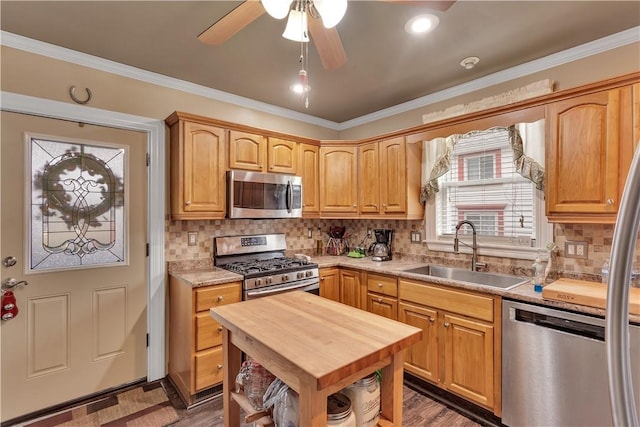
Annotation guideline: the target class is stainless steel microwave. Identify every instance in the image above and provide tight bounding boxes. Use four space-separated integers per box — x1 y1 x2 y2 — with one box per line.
227 170 303 219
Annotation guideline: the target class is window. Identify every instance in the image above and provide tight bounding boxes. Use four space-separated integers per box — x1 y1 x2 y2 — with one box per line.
424 122 551 260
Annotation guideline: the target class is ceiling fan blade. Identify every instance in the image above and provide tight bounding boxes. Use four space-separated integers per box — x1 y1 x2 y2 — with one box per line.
380 0 456 11
198 1 266 45
308 17 347 70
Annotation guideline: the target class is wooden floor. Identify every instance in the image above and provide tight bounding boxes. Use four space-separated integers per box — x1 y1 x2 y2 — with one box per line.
163 378 484 427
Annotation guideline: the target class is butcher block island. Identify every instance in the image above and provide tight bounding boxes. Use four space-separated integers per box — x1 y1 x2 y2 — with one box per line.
210 291 422 427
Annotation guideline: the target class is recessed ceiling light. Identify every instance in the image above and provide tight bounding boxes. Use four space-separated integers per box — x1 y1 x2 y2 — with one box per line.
460 56 480 70
405 14 439 35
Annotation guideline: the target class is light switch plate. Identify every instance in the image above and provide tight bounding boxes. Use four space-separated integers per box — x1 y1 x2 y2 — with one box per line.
188 231 198 246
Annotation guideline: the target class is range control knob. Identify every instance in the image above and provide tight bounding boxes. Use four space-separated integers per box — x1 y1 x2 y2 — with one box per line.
297 272 304 279
305 270 314 277
282 274 289 282
266 277 272 285
255 278 263 287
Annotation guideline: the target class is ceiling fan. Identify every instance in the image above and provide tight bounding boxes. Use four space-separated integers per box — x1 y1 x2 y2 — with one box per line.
198 0 456 71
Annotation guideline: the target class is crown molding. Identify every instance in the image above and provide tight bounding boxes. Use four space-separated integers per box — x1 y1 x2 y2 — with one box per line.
2 26 638 131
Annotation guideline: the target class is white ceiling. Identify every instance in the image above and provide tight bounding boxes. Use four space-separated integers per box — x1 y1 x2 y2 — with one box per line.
1 1 639 125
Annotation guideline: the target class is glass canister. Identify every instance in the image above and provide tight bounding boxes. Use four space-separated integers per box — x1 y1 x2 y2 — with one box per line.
327 393 356 426
341 373 380 427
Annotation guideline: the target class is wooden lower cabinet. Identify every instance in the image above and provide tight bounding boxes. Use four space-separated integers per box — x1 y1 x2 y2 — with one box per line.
319 268 363 309
399 279 501 415
339 268 361 309
319 267 340 302
366 273 398 320
169 278 241 406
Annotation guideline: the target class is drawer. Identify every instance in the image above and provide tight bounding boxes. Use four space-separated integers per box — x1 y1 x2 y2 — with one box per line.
367 273 397 297
399 279 494 322
195 282 241 312
195 312 223 351
194 346 223 391
367 292 398 320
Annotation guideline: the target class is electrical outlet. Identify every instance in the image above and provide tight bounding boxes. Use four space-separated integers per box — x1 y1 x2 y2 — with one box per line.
367 228 372 237
188 231 197 246
410 231 422 243
307 227 313 239
565 240 588 259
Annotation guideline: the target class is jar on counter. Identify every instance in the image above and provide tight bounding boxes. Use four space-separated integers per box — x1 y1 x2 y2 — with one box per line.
341 373 380 427
327 393 356 426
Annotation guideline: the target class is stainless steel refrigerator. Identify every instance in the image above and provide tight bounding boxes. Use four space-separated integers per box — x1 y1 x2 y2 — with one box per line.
607 145 640 426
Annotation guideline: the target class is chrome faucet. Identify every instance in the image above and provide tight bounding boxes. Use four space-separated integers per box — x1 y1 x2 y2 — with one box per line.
454 220 478 271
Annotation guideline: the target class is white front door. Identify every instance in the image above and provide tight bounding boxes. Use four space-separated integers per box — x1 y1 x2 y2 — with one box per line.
1 112 148 422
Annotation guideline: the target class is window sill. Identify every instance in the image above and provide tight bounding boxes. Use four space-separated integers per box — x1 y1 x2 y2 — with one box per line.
425 239 542 261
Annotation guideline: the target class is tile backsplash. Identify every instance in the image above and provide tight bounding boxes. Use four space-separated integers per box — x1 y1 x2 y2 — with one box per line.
165 218 640 282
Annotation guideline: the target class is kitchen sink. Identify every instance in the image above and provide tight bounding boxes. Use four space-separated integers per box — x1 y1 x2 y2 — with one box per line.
403 265 529 290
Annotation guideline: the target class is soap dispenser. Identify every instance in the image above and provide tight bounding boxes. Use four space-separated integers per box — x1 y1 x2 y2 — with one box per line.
532 256 545 293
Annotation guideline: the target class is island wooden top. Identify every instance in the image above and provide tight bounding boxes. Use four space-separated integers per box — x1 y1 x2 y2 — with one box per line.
210 291 422 391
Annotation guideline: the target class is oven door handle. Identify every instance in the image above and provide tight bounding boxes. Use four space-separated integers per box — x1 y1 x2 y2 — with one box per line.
245 278 319 299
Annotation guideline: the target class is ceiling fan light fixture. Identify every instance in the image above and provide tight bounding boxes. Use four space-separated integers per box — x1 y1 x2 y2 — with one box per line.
262 0 292 20
312 0 347 29
282 9 310 42
405 14 439 34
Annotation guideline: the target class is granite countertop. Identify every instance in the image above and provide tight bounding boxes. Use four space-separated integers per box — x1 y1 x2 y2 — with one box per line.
169 255 640 323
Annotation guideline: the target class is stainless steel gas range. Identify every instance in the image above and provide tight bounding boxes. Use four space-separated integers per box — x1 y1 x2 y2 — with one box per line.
213 233 319 300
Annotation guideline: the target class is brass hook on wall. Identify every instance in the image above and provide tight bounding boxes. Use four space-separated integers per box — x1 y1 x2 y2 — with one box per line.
69 86 92 104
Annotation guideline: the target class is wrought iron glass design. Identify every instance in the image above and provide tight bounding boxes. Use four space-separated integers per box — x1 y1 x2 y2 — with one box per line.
30 137 127 271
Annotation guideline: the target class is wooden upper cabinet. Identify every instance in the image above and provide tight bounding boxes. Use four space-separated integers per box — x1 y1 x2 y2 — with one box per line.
546 86 633 222
168 116 227 220
319 145 358 215
379 137 407 214
298 143 320 216
229 130 267 172
358 142 380 214
229 131 298 174
267 137 298 174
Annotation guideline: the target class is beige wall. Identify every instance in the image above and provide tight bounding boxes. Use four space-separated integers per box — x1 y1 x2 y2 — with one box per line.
0 46 339 140
340 42 640 139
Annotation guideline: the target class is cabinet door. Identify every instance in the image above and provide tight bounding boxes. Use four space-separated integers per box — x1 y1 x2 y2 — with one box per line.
267 137 297 174
358 142 380 214
546 87 632 220
229 130 267 171
172 121 227 219
443 313 494 409
319 268 340 302
399 302 439 384
194 347 223 392
379 137 407 214
340 269 361 309
319 146 358 214
367 293 397 320
298 143 320 216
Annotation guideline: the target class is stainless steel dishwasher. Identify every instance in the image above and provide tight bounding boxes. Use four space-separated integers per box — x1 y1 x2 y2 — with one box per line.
502 299 640 427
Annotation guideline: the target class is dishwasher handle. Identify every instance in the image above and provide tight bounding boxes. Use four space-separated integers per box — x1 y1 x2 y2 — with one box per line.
515 308 605 341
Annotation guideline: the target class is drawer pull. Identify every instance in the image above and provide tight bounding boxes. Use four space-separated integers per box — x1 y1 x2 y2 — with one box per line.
217 295 224 302
429 317 435 323
377 283 383 288
377 297 382 303
444 322 450 328
217 364 223 370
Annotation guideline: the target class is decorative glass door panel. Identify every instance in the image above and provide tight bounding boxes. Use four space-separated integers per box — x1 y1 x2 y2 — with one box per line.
29 137 128 271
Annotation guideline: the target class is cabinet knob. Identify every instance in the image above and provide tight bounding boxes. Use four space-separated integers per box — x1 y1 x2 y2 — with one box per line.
382 204 387 209
429 317 435 323
217 364 223 370
607 198 615 206
218 326 223 332
217 295 224 302
373 204 377 208
321 277 325 281
185 200 191 206
353 204 357 207
444 322 450 328
377 283 383 288
259 165 263 169
377 297 382 303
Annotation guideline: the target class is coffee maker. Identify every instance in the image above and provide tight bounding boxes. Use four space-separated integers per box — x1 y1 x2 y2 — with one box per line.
369 229 393 261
